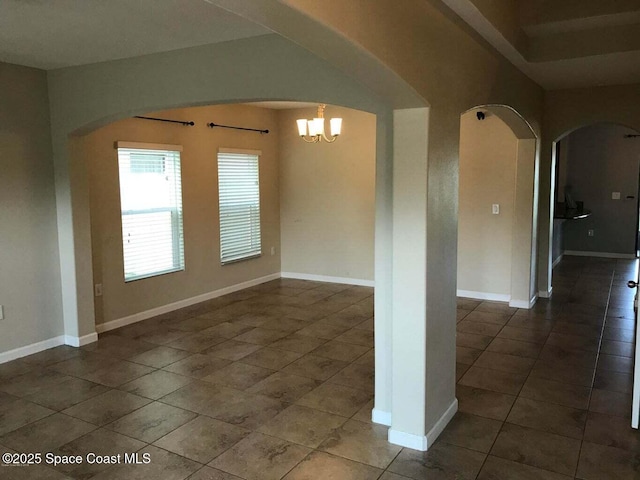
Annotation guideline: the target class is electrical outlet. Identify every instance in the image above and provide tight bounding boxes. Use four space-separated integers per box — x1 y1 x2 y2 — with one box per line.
94 284 103 297
492 204 500 215
612 192 621 200
0 305 3 320
588 229 595 237
270 247 276 256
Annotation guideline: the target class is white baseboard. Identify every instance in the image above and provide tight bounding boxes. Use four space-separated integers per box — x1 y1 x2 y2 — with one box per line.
552 254 564 268
96 273 281 334
456 290 510 303
371 408 392 426
388 398 458 451
0 335 65 365
281 272 374 287
564 251 637 259
426 398 458 446
538 287 553 299
64 332 98 347
509 294 538 309
388 429 428 451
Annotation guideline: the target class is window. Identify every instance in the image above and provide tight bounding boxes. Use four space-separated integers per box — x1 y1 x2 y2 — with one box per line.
116 142 185 281
217 148 262 264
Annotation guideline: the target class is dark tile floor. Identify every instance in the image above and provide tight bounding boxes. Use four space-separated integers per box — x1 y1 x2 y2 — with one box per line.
0 256 638 479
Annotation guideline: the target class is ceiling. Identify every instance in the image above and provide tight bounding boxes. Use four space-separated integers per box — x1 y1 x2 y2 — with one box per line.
441 0 640 89
0 0 270 69
1 0 638 91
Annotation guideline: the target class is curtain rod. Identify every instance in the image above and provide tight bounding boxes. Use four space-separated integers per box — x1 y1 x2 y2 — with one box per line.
208 122 269 134
134 116 195 126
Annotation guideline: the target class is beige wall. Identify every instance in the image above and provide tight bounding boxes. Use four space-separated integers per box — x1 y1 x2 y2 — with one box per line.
0 62 63 354
458 110 518 296
278 106 376 282
79 104 281 325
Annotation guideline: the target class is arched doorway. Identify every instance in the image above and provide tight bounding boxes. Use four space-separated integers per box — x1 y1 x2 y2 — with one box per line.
458 105 539 309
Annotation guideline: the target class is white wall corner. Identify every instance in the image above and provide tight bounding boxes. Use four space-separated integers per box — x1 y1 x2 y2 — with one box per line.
96 273 281 334
388 398 458 451
538 287 553 299
372 409 392 426
0 336 65 365
509 294 538 309
64 332 98 347
280 272 374 287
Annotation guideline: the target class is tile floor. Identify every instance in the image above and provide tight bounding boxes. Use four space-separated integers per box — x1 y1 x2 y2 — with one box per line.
0 256 638 479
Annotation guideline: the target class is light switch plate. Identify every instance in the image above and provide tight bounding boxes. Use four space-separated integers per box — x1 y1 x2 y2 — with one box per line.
612 192 621 200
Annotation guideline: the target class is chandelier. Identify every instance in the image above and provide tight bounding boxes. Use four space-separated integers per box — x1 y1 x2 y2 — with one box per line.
297 104 342 143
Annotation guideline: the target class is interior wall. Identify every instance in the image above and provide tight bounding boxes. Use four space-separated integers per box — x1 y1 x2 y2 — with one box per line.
539 84 640 294
458 110 518 297
79 104 280 326
278 106 376 282
0 62 63 354
560 123 639 256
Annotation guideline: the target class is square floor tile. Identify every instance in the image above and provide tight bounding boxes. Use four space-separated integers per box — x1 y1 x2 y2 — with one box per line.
258 404 347 448
589 388 631 418
79 361 155 387
204 340 263 361
202 362 275 390
128 346 192 368
490 423 580 476
472 351 535 375
62 389 151 426
246 372 321 403
209 432 311 480
328 363 374 392
506 397 586 439
477 455 572 480
0 394 55 435
458 366 527 395
154 415 250 464
25 376 109 411
107 401 197 443
119 369 193 399
311 341 370 363
283 451 382 480
437 412 502 453
296 382 373 417
269 335 327 354
519 376 591 410
456 385 516 421
239 347 303 370
583 411 640 452
282 355 348 381
576 441 640 480
0 413 95 452
388 443 486 480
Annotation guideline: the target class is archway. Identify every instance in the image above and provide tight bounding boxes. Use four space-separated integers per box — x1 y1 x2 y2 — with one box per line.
458 105 539 309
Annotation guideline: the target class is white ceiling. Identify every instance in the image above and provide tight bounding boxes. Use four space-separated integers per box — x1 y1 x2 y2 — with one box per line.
0 0 271 69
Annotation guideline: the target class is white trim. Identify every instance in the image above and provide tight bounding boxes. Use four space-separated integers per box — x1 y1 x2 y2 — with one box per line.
426 398 458 446
509 294 538 309
96 273 280 333
281 272 374 287
218 147 262 156
116 141 182 151
538 287 553 299
552 254 564 268
64 333 98 347
0 336 65 365
388 399 457 451
388 429 428 451
456 289 510 303
564 250 637 259
371 409 392 426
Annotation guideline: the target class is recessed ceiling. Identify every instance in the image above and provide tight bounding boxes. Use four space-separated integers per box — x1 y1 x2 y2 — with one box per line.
0 0 271 69
245 101 320 110
441 0 640 89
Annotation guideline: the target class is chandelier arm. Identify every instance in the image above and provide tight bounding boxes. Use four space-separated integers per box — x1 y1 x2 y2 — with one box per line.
301 136 319 143
321 133 339 143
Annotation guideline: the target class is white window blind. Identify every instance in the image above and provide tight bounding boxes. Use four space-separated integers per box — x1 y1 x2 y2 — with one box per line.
117 144 185 281
217 149 262 264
